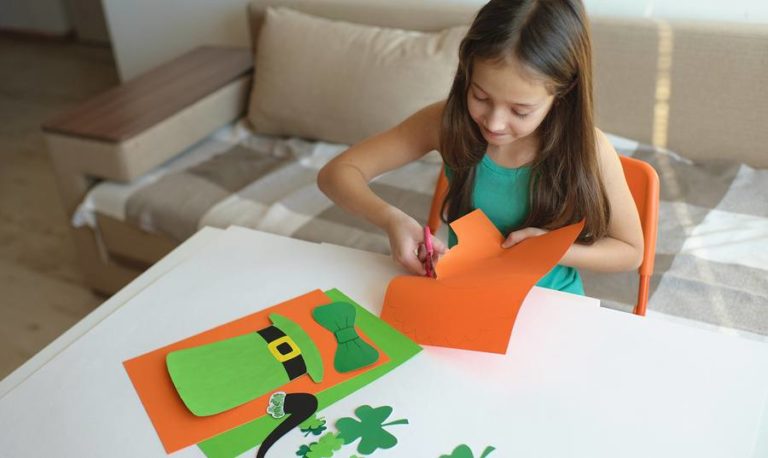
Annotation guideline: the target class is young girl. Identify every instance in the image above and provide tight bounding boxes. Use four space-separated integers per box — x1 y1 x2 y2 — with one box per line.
317 0 643 295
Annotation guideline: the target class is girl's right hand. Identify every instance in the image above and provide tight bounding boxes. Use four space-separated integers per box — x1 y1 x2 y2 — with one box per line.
382 208 447 275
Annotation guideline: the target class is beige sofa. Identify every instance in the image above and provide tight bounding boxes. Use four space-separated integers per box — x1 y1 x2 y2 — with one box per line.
45 0 768 296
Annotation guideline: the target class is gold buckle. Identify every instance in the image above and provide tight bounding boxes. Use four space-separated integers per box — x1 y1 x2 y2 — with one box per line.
267 336 300 362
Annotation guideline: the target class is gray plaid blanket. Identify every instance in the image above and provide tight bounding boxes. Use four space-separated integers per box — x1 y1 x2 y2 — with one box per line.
81 123 768 335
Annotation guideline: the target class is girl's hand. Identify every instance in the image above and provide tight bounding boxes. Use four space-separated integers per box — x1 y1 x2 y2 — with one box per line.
501 227 549 248
383 208 447 275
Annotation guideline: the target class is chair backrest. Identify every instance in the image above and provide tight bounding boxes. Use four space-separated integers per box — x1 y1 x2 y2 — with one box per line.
619 155 659 316
427 155 659 316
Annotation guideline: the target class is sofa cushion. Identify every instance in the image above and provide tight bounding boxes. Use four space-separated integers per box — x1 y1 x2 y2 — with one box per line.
246 6 467 145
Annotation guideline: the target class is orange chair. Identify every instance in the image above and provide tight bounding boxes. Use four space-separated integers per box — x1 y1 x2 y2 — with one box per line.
426 155 659 316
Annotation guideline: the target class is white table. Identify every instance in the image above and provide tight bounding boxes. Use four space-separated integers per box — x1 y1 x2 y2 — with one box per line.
1 226 767 458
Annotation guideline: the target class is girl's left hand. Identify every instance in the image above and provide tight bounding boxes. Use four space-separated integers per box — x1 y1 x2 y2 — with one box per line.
501 227 549 248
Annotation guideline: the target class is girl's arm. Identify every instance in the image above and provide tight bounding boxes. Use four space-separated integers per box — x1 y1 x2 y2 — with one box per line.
317 101 447 274
504 129 645 272
561 128 645 271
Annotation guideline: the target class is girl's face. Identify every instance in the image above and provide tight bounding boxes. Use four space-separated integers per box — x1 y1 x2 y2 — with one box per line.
467 57 555 147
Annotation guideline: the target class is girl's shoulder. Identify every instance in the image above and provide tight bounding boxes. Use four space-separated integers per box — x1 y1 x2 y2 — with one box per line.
428 99 447 118
594 127 619 165
410 99 446 132
593 127 628 188
395 99 446 152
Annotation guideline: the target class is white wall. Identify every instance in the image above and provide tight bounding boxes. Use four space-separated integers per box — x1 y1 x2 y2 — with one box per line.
103 0 768 82
67 0 111 43
102 0 253 81
0 0 71 35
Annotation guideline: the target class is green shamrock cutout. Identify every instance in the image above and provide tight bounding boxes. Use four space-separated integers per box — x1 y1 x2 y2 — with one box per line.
299 414 328 437
296 444 311 457
295 432 344 458
440 444 496 458
335 405 409 455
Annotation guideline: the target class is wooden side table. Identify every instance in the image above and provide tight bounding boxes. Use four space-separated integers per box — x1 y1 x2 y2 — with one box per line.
42 45 253 294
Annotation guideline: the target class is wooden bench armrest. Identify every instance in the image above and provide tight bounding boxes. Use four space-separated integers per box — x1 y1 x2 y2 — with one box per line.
43 46 253 216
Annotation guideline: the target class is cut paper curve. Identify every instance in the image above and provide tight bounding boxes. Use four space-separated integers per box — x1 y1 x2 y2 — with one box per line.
381 209 584 353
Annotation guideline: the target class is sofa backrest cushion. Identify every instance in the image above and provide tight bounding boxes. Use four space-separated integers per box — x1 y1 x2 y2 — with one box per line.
246 6 467 146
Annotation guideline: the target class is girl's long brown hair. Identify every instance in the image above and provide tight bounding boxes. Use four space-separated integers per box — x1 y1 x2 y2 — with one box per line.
440 0 610 243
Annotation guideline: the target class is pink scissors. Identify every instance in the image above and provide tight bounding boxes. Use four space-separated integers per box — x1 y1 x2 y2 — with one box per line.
423 226 436 278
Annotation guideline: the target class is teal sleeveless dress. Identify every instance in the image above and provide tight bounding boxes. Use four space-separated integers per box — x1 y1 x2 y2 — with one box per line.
445 154 584 295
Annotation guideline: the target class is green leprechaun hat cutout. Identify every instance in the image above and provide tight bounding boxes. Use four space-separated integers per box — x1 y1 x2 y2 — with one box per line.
166 313 324 416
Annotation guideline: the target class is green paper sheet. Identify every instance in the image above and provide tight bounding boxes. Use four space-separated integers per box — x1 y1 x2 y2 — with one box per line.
197 289 421 458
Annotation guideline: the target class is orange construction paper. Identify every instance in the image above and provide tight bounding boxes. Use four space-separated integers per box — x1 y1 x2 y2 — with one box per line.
381 209 584 354
123 290 389 453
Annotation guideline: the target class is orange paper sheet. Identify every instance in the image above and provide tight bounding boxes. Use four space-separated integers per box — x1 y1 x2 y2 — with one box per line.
123 290 389 453
381 209 584 353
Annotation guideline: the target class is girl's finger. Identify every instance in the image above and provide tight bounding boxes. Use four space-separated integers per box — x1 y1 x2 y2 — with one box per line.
431 236 448 255
405 257 426 275
417 243 427 262
502 228 535 248
501 230 522 248
396 248 426 275
502 227 547 248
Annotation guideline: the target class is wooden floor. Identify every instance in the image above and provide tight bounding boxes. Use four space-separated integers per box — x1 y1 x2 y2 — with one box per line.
0 36 119 379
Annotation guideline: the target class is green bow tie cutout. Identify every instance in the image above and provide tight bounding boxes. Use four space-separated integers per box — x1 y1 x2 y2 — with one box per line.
313 302 380 373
